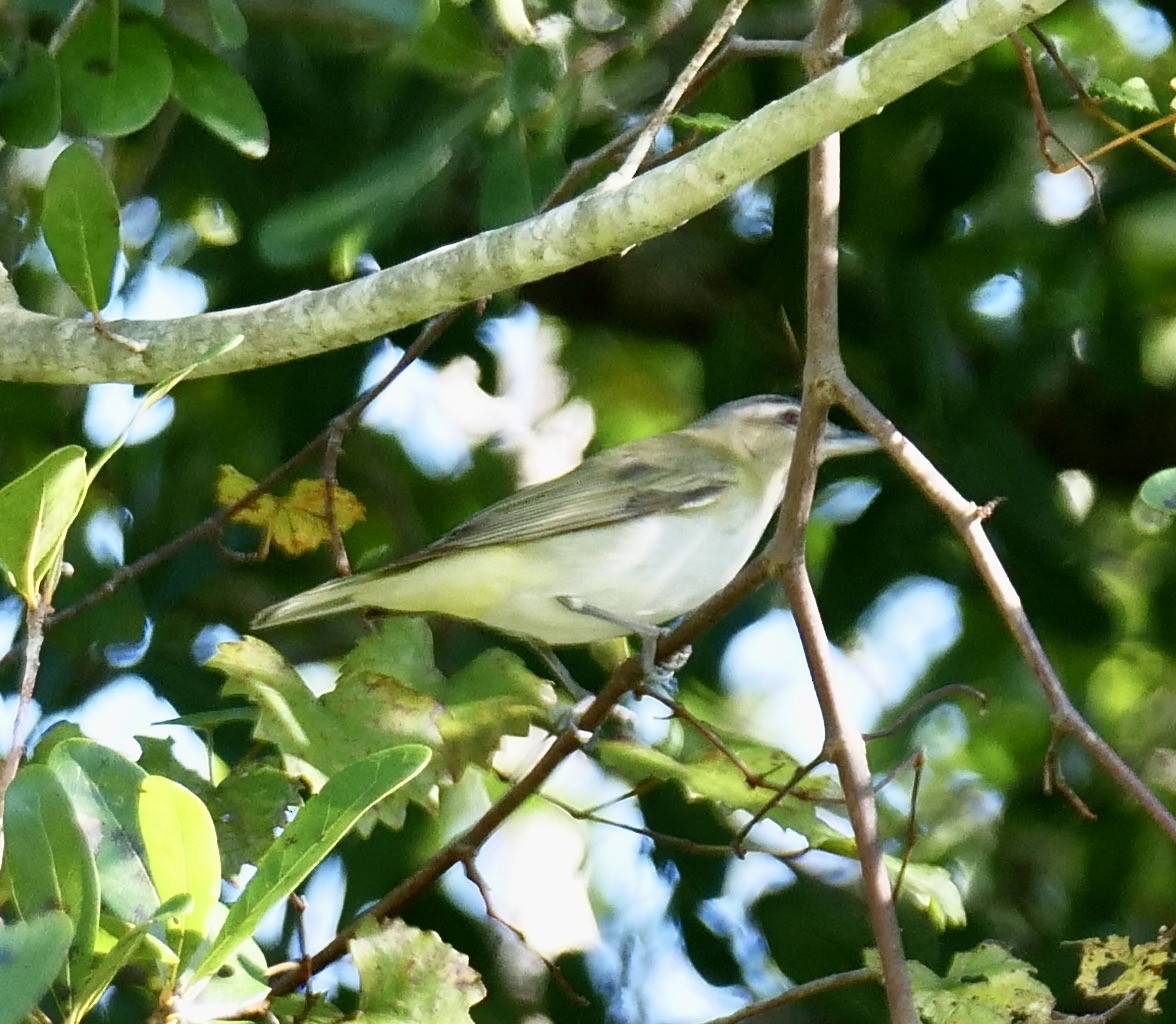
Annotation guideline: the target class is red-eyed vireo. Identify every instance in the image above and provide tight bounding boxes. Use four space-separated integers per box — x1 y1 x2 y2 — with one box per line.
251 396 878 667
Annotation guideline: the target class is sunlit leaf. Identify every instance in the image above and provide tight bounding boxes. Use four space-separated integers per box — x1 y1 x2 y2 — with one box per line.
351 918 486 1021
216 465 366 556
1089 76 1159 113
889 859 967 930
4 765 100 996
438 648 555 775
138 775 222 972
206 765 302 878
186 743 431 982
175 903 270 1021
0 445 87 604
1074 933 1172 1013
66 896 190 1024
211 625 446 827
48 738 160 925
866 942 1055 1024
1140 467 1176 512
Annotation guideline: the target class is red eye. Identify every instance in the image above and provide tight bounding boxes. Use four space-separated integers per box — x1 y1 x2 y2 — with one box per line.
781 407 801 426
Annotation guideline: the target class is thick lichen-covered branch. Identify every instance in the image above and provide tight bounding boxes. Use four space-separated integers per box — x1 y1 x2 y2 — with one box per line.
1 0 1066 385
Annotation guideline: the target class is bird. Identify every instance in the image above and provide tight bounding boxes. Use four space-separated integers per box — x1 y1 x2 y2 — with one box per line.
251 395 879 672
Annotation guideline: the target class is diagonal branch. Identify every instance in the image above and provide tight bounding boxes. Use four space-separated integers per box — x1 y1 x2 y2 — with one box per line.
834 377 1176 847
0 0 1069 385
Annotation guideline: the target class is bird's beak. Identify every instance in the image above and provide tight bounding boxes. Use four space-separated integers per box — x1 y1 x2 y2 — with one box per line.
819 421 881 459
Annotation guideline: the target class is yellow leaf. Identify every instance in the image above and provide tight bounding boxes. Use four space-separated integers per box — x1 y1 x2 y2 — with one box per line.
214 466 366 557
1075 932 1173 1014
215 465 276 528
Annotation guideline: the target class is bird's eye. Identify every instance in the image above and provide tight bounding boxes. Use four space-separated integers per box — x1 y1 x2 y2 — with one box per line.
780 407 801 427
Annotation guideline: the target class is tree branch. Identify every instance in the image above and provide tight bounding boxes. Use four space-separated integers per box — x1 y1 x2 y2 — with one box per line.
834 378 1176 847
0 0 1068 385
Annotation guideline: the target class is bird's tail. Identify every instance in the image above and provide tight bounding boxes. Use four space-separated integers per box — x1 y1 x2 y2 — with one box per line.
251 576 367 630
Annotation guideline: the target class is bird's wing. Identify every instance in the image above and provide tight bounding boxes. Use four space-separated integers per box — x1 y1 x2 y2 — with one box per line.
391 434 738 568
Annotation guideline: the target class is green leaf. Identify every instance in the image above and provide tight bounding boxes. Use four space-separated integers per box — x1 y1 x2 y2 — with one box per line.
138 775 223 973
206 765 302 878
437 648 555 775
187 743 431 982
671 111 738 135
1140 467 1176 512
0 912 73 1024
596 689 840 840
1089 75 1159 113
490 0 533 42
211 624 444 828
135 735 213 798
207 0 249 46
3 765 100 997
866 942 1055 1024
57 5 173 136
47 739 160 925
888 859 966 930
163 28 268 158
65 897 189 1024
350 918 486 1021
155 706 259 730
1074 933 1172 1013
0 444 88 604
506 44 557 122
0 42 61 148
41 143 120 312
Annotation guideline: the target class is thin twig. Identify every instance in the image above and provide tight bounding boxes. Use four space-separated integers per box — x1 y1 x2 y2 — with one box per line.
639 687 825 800
0 599 49 852
1008 31 1103 216
891 749 924 903
322 423 352 577
1051 992 1141 1023
611 0 758 183
862 683 987 741
459 849 588 1006
835 376 1176 848
701 968 875 1024
1027 24 1176 175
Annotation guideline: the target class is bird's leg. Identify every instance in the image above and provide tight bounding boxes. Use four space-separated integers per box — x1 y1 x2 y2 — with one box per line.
556 596 690 685
527 640 593 702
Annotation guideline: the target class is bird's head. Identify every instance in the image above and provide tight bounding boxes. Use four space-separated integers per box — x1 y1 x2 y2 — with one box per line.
690 395 880 465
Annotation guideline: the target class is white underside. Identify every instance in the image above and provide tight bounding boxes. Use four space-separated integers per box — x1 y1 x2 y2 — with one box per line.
366 486 781 644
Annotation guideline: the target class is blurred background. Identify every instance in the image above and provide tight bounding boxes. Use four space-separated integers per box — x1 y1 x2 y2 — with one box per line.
2 0 1176 1018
